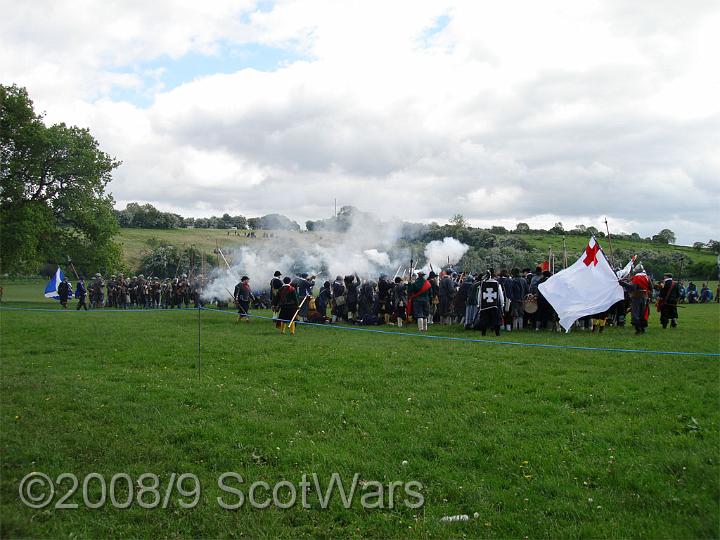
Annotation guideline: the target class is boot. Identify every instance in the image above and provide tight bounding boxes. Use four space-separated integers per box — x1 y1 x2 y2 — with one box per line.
384 313 390 325
280 323 287 334
671 319 677 328
397 318 403 328
495 327 501 336
423 318 428 331
290 322 296 335
417 318 424 331
599 325 604 333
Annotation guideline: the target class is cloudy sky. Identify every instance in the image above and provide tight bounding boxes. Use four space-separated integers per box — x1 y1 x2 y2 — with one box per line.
2 0 719 244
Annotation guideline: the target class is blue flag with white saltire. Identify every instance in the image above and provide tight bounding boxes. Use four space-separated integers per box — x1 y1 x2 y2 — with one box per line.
44 267 73 299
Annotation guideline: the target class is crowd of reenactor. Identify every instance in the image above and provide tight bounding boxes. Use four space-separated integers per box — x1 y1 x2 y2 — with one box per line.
83 273 205 309
239 264 691 337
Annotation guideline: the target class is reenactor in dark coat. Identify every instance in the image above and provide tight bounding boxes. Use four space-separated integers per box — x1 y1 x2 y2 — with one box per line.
75 278 88 311
90 274 104 309
358 280 375 320
58 277 71 309
234 276 252 322
316 281 332 318
657 273 679 328
377 275 393 324
331 276 346 322
392 277 407 327
407 272 431 331
344 274 360 321
476 271 505 336
274 277 299 334
438 273 456 325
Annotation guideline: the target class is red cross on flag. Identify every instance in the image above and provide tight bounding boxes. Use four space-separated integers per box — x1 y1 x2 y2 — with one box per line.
538 237 625 332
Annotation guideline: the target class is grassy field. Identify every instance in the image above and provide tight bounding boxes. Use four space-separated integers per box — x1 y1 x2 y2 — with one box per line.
519 234 711 263
1 281 719 538
117 228 315 271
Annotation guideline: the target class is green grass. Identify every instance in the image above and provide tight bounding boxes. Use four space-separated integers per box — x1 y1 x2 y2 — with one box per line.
1 283 719 538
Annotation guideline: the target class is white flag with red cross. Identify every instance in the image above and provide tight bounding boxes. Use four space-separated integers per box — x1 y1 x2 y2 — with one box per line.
538 236 625 332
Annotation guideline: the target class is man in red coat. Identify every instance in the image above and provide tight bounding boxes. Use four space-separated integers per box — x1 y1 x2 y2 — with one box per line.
620 265 652 334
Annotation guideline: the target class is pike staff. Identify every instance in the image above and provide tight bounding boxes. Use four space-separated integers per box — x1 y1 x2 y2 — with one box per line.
217 247 240 281
677 255 685 285
285 295 309 334
66 256 80 281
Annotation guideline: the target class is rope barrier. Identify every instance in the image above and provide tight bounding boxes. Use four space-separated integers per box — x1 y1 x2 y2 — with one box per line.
0 306 199 314
2 304 718 358
198 306 720 358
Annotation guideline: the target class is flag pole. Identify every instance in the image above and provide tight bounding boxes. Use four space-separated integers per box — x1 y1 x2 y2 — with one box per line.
562 236 568 269
603 217 615 267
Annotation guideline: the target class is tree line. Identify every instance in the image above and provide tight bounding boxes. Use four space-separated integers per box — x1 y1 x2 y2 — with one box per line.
114 203 301 231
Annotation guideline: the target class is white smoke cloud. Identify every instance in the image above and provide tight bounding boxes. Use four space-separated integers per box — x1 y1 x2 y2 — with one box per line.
201 216 414 300
201 226 473 301
363 249 391 268
423 237 470 271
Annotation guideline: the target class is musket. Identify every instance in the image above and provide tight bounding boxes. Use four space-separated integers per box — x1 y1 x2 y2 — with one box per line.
224 286 235 301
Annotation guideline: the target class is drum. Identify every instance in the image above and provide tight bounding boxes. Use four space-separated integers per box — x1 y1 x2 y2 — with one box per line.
523 294 538 314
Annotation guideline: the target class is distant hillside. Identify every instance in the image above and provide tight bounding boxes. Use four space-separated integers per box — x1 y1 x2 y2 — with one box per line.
117 227 306 271
117 227 719 280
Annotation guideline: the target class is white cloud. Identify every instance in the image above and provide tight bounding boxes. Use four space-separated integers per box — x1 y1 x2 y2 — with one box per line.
1 0 719 244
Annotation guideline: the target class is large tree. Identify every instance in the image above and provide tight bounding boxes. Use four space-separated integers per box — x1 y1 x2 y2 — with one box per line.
1 84 122 275
652 228 676 245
